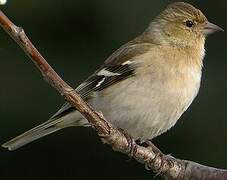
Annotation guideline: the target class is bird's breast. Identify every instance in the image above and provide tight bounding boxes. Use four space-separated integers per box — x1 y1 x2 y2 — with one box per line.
91 53 202 141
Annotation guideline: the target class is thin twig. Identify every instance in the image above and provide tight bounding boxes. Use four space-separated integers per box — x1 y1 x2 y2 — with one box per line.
0 9 227 180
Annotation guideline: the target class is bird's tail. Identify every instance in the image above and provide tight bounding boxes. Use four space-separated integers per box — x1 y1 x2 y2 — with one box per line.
2 112 87 151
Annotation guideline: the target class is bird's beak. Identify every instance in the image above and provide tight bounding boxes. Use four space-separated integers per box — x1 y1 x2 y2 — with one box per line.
204 22 224 35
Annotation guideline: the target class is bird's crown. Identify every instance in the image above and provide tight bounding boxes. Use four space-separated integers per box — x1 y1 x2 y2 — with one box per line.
160 2 207 23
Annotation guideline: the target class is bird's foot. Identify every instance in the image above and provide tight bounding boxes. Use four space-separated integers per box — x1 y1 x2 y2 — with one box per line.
144 141 174 176
145 140 163 155
118 128 137 157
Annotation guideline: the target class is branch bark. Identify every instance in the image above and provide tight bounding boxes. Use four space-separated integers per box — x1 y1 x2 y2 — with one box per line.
0 9 227 180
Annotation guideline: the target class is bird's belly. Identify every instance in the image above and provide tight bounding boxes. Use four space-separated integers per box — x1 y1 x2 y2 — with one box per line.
90 74 200 141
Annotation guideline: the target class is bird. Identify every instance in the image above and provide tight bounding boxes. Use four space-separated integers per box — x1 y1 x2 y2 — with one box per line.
2 2 223 151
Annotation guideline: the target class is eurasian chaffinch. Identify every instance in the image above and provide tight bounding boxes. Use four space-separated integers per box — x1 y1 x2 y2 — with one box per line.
2 2 223 151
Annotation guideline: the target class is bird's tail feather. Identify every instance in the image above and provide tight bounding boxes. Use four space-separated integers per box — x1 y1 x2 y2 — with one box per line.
2 117 73 151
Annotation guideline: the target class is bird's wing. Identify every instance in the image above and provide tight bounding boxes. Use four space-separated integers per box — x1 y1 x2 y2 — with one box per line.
51 42 153 119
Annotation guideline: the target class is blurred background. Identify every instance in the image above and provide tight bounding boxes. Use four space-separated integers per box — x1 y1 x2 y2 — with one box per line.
0 0 226 179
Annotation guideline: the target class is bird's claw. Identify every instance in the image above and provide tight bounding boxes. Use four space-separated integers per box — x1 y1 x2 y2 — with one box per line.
144 141 174 176
118 128 137 157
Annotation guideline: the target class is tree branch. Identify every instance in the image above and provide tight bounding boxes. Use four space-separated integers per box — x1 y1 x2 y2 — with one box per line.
0 9 227 180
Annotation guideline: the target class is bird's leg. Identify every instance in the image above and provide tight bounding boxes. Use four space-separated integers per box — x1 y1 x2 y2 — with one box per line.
118 128 137 157
145 140 163 155
145 140 174 176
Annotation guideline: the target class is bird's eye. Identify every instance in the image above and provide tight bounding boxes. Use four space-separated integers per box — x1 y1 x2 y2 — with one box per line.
185 20 194 28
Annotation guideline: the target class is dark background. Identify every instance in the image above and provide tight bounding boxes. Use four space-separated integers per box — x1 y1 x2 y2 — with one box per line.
0 0 227 180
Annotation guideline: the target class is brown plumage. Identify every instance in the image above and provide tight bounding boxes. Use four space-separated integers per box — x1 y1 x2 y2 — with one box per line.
2 2 223 151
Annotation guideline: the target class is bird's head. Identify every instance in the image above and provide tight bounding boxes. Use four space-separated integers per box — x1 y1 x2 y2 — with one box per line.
145 2 224 48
